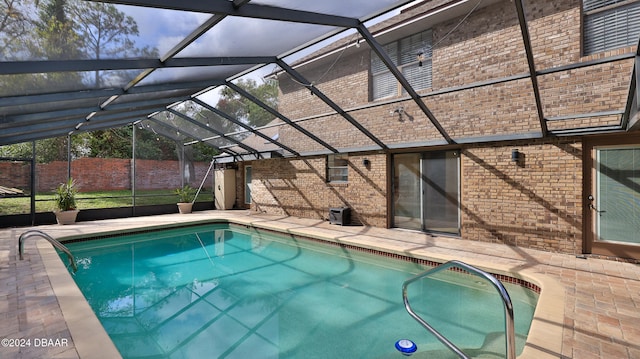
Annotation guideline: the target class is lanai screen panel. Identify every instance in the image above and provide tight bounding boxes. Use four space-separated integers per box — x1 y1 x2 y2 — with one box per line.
0 96 114 119
176 17 339 58
0 69 142 97
136 66 250 87
176 100 238 136
155 112 233 148
109 5 212 56
252 0 403 19
0 0 425 148
276 74 381 152
139 119 181 143
538 60 634 133
107 89 199 108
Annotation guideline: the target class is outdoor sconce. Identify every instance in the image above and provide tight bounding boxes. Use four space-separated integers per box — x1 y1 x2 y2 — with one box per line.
362 158 370 167
390 106 405 121
416 52 425 67
511 149 521 162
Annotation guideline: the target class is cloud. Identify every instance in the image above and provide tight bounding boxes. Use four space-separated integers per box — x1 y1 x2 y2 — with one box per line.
174 16 335 58
117 5 211 53
117 2 412 87
118 1 411 59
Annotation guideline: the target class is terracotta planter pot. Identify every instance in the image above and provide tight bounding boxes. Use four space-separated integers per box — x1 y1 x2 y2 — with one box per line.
177 203 193 214
55 210 79 225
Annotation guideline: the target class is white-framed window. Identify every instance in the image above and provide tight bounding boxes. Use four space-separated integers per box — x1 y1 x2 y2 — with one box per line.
371 29 432 100
327 154 348 183
583 0 640 55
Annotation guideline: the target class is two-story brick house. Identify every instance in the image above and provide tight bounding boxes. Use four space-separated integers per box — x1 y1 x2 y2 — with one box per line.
231 0 640 261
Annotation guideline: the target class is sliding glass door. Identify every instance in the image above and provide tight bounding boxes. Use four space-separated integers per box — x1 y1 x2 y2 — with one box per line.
422 151 460 233
393 151 460 234
393 153 422 230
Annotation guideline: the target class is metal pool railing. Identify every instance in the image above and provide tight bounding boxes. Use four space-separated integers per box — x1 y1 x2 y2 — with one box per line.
400 260 515 359
18 229 77 273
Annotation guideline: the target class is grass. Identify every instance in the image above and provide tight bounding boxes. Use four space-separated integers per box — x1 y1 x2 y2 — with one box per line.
0 189 214 215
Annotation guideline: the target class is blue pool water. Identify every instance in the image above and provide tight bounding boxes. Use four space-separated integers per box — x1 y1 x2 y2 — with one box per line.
62 223 537 358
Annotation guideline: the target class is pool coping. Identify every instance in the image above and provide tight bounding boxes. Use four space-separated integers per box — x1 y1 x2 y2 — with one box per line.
39 216 564 359
37 241 122 359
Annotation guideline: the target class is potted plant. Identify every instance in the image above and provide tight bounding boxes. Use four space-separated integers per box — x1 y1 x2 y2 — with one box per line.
175 185 195 214
54 178 79 225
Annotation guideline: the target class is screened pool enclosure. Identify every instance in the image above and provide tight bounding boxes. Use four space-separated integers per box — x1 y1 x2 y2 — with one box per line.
1 0 639 228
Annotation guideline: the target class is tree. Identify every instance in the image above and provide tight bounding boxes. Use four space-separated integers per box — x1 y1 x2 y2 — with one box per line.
0 136 82 163
0 0 84 96
64 0 160 159
0 0 34 60
134 127 177 160
87 127 132 158
191 141 219 162
1 0 161 162
8 0 84 162
34 0 83 61
217 78 278 128
67 1 158 87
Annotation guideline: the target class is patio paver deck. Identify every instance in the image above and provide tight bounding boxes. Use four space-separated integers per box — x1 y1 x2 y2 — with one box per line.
1 210 638 358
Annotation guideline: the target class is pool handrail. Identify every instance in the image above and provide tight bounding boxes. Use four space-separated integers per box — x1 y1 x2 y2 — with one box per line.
402 260 515 359
19 230 77 273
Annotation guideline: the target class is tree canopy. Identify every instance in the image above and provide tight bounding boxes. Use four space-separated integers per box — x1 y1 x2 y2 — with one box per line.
217 78 279 129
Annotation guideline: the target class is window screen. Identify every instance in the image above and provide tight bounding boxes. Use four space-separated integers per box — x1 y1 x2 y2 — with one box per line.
371 30 432 100
583 0 640 55
327 154 348 182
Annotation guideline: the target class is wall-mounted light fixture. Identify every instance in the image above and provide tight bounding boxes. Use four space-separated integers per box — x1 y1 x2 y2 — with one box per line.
416 52 425 67
511 149 521 162
362 158 370 167
390 106 404 117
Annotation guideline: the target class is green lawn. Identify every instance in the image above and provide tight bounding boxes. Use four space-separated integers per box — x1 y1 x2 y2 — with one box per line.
0 189 213 215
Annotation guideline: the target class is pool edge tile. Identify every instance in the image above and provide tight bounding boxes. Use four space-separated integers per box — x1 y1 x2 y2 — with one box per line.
517 269 565 359
37 241 122 359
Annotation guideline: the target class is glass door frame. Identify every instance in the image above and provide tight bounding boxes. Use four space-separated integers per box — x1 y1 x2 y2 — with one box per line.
391 149 461 236
584 135 640 259
421 150 461 235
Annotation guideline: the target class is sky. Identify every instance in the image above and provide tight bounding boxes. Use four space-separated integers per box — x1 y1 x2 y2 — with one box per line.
119 1 421 60
114 1 421 105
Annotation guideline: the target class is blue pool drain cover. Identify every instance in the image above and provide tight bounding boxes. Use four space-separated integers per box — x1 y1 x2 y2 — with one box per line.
395 339 417 356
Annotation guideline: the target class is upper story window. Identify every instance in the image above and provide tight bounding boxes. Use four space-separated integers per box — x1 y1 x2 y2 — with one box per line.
327 154 348 183
371 30 432 100
583 0 640 55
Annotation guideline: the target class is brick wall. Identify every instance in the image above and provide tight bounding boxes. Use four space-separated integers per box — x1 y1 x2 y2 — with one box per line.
0 158 211 193
36 161 69 192
249 152 387 227
461 139 582 253
277 0 632 146
279 47 370 120
244 0 639 255
0 161 31 190
70 158 132 191
135 159 178 190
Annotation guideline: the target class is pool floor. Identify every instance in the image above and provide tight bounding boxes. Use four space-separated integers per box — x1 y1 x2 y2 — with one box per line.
63 224 536 359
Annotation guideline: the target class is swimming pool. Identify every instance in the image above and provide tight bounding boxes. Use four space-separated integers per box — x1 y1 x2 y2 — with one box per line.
62 223 537 358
